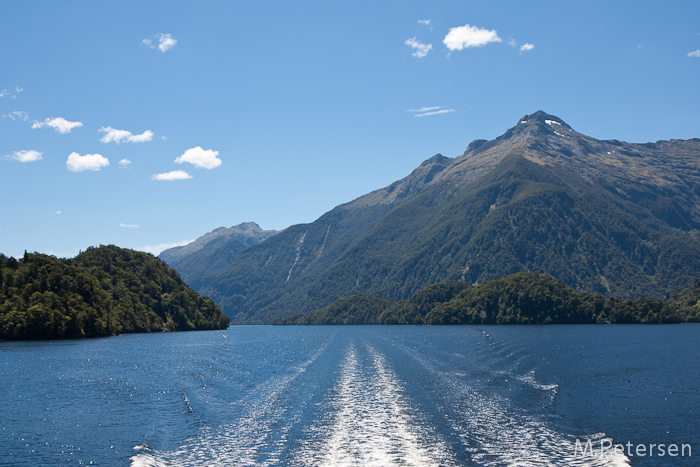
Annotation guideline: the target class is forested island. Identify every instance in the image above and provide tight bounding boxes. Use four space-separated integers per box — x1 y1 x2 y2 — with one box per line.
278 272 700 325
0 245 230 340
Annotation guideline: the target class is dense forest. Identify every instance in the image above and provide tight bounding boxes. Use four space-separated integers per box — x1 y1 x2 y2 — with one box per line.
278 272 694 325
0 245 229 340
667 277 700 322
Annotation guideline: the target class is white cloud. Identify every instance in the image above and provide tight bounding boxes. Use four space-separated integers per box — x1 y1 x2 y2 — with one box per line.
32 117 83 134
157 33 177 52
119 223 140 228
443 24 502 51
143 33 177 52
2 110 29 121
118 159 131 168
416 109 455 117
508 38 517 48
417 19 431 26
66 152 110 172
520 43 535 52
688 49 700 58
7 150 43 162
0 87 21 98
405 37 433 58
99 126 154 144
174 146 222 169
407 106 455 117
137 239 195 256
152 170 193 181
56 211 62 215
407 106 441 113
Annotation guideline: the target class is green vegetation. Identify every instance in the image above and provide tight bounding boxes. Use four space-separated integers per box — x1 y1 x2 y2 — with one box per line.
0 246 229 340
280 294 397 325
667 278 700 322
280 273 692 325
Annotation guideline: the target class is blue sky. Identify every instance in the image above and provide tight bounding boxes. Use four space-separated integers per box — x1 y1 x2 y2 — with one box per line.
1 1 699 259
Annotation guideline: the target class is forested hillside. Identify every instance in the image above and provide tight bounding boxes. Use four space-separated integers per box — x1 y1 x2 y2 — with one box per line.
279 273 689 325
667 278 700 322
0 246 229 340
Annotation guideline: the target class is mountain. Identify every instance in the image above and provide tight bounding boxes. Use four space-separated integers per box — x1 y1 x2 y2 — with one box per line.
199 111 700 324
0 246 229 340
159 222 276 293
279 273 682 325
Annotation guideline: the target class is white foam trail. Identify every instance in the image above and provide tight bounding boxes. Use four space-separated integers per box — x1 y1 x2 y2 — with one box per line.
130 339 330 467
380 335 630 467
295 342 455 467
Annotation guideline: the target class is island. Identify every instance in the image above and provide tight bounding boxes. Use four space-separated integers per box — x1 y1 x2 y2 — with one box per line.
0 245 229 340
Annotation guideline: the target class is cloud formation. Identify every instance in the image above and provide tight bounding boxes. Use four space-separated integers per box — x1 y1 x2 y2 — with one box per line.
174 146 222 169
443 24 501 51
2 110 29 121
0 87 23 99
143 33 178 52
407 106 455 117
417 19 431 27
99 126 154 144
32 117 83 134
118 159 131 168
119 223 140 228
7 150 43 162
688 49 700 58
66 152 110 172
405 37 433 58
151 170 193 181
520 43 535 52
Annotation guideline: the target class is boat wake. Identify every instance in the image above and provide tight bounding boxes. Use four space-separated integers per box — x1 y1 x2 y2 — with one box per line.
131 329 632 467
292 341 455 466
130 339 330 467
383 333 631 467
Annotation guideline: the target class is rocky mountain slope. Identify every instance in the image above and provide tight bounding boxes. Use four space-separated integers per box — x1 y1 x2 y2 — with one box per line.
159 222 276 293
186 111 700 323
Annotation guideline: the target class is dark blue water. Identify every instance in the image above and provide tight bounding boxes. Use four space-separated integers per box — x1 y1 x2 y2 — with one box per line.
1 325 697 466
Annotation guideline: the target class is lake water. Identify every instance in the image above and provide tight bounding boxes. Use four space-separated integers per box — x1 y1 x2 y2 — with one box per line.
1 325 698 466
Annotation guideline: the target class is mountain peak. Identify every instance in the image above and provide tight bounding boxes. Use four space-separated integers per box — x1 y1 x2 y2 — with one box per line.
232 221 264 232
518 111 572 131
158 222 276 266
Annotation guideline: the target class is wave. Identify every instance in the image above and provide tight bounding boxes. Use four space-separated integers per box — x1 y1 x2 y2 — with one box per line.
129 337 332 467
291 341 456 466
383 334 630 467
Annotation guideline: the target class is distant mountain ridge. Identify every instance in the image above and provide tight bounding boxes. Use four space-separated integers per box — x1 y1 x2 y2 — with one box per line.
160 222 276 265
167 111 700 324
159 222 277 294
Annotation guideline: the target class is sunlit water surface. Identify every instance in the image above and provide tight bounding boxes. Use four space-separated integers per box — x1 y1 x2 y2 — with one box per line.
1 325 698 466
